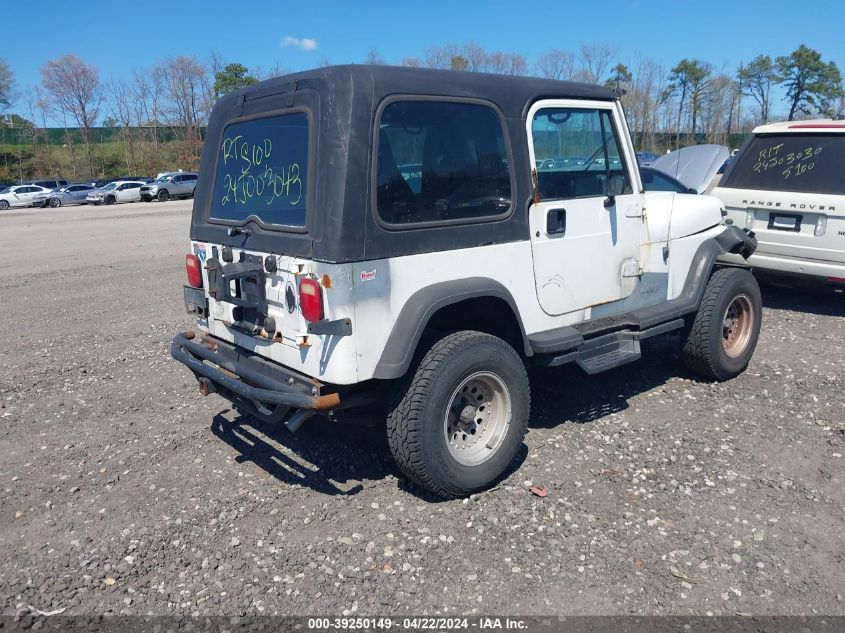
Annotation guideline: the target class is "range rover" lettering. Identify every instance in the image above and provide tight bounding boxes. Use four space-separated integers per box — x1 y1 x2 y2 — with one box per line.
742 199 835 212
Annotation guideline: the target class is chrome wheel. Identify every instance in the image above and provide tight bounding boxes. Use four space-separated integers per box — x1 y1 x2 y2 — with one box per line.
722 293 754 358
444 371 512 466
49 197 61 208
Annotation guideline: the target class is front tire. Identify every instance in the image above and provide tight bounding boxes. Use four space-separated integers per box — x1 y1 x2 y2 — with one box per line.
104 195 115 205
49 197 62 208
157 190 170 202
681 267 762 381
0 200 9 210
386 331 530 498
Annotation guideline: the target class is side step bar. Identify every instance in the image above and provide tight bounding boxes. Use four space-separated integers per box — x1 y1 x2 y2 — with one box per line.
540 319 685 374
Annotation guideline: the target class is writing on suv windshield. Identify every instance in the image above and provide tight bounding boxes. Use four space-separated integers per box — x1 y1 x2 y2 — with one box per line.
723 133 845 195
211 112 308 228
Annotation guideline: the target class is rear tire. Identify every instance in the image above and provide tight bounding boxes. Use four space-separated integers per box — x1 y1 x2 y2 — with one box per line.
681 267 762 381
386 331 530 498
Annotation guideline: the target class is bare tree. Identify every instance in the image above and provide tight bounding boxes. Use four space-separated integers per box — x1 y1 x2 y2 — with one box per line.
0 58 16 110
132 71 160 153
364 49 386 65
23 90 49 176
108 79 137 173
462 43 489 72
535 49 576 80
258 62 287 79
578 43 616 83
424 43 462 69
699 74 735 144
423 43 490 72
484 51 528 76
154 56 210 139
40 54 103 177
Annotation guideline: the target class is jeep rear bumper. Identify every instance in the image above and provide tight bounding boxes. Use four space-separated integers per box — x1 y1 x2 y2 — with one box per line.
171 331 341 428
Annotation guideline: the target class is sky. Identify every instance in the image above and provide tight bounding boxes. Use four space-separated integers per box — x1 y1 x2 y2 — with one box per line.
3 0 845 121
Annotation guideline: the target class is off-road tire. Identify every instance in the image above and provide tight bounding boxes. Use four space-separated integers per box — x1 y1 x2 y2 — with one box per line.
157 190 170 202
386 330 530 498
681 267 762 381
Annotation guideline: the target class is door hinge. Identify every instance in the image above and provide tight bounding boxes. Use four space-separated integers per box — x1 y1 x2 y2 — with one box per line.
625 204 645 219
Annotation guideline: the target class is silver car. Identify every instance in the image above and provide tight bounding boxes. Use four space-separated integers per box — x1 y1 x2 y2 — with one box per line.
33 183 96 208
139 172 198 202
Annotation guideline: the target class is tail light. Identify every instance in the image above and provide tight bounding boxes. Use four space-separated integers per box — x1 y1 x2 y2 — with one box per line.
299 277 323 322
185 253 203 288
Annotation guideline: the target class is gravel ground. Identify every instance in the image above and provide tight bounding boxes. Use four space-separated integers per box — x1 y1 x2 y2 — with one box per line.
0 202 843 617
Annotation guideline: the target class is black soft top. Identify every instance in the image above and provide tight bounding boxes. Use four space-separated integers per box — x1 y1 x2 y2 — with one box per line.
191 65 618 263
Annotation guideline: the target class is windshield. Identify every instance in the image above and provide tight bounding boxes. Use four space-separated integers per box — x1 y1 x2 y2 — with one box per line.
155 175 172 183
722 133 845 195
0 187 8 194
211 112 309 228
101 182 117 191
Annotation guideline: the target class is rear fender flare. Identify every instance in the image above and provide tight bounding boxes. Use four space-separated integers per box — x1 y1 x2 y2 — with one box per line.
372 277 530 380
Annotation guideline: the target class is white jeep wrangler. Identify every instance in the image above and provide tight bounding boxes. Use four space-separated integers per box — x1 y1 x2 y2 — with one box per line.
172 65 762 498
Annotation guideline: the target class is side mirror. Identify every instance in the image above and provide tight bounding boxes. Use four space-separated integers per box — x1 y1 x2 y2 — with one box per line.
604 174 626 207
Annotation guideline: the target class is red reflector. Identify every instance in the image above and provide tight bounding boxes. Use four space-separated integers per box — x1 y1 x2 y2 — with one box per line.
299 277 323 323
185 253 202 288
827 277 845 285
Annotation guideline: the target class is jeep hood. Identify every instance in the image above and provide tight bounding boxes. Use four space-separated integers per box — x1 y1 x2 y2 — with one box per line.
650 144 729 194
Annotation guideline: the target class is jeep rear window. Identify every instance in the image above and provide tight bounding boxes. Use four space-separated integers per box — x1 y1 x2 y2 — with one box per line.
376 100 511 226
211 112 308 228
722 133 845 195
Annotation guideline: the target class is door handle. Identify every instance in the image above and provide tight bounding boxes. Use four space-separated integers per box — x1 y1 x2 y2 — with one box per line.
546 208 566 235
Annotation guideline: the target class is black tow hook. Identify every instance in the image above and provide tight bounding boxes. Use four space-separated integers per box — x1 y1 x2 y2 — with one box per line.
285 410 314 433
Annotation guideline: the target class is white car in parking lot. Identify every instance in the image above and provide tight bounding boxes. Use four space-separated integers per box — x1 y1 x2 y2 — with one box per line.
0 184 54 210
86 180 146 205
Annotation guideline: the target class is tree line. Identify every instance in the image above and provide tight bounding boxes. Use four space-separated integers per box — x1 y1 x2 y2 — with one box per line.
0 42 842 182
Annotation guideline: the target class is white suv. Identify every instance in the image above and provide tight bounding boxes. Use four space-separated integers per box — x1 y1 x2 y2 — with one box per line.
86 180 146 205
714 120 845 286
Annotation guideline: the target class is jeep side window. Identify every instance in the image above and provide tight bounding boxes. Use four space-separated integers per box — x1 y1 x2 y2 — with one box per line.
531 107 632 200
376 100 512 226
